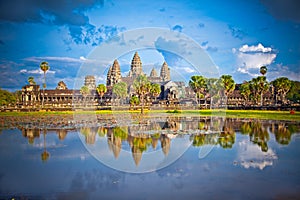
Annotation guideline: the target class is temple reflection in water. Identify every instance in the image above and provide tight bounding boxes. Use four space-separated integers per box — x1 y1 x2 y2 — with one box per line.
20 116 299 166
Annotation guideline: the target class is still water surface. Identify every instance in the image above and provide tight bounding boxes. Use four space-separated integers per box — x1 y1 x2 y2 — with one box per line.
0 115 300 199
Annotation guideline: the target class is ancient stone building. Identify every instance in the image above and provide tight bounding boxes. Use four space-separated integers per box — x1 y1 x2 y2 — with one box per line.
128 51 144 77
56 81 67 90
106 59 121 86
84 75 96 90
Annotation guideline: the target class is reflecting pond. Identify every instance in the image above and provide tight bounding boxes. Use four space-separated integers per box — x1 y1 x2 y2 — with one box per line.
0 114 300 199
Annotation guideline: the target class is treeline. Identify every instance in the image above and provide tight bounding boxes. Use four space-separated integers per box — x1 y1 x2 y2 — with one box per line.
0 88 21 107
189 66 300 105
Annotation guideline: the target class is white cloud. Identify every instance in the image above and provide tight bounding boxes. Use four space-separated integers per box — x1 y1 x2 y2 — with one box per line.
19 68 55 74
239 43 272 53
234 43 276 77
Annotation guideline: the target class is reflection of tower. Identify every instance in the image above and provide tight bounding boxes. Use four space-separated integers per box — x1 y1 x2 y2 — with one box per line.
151 137 158 149
81 127 97 145
57 129 67 140
22 128 40 144
107 133 122 158
160 135 171 156
160 61 170 82
132 145 142 166
128 52 143 77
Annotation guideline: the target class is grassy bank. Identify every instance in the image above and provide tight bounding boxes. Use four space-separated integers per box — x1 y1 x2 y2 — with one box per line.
0 109 299 121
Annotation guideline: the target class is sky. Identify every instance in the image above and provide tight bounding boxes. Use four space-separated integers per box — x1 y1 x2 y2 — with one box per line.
0 0 300 91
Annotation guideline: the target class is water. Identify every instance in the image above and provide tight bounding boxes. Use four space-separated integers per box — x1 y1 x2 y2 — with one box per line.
0 115 300 199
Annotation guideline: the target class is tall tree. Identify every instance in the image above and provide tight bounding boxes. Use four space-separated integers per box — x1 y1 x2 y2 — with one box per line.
239 81 251 106
133 75 151 114
220 75 235 96
150 83 161 101
28 76 36 85
112 81 128 104
272 77 291 105
40 61 50 108
96 84 107 105
287 81 300 103
260 66 267 76
130 96 140 108
189 75 207 107
80 85 90 106
250 76 269 106
206 78 222 107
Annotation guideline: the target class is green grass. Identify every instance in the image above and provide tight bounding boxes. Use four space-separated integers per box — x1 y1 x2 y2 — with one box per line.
0 109 299 121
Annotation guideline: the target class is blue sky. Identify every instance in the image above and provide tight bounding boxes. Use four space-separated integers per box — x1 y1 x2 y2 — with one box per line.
0 0 299 91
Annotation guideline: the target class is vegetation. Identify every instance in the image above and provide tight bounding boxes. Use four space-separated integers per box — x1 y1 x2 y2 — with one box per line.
150 83 161 101
133 75 151 114
189 75 207 106
40 61 50 108
28 76 36 85
287 81 300 104
112 81 127 104
96 84 107 104
0 88 16 106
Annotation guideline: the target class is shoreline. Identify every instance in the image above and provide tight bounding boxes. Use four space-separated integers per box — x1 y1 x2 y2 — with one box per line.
0 109 299 121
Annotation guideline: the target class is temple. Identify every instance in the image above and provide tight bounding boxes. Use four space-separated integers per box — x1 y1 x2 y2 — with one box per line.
18 51 283 110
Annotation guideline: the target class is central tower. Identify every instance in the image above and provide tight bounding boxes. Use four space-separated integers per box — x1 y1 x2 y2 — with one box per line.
128 52 144 77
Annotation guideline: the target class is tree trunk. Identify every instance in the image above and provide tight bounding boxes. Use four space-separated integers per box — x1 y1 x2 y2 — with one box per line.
141 94 144 114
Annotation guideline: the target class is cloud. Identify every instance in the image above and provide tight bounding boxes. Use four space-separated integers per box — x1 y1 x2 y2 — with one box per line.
0 1 125 45
239 43 272 53
268 63 300 81
19 69 55 75
172 25 183 32
198 23 205 28
261 0 300 23
234 43 276 76
200 41 218 52
228 25 246 40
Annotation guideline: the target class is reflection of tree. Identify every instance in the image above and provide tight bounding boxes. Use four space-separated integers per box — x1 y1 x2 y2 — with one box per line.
274 123 292 145
80 127 97 145
41 129 50 162
240 122 252 135
249 121 269 152
97 127 107 137
218 132 235 149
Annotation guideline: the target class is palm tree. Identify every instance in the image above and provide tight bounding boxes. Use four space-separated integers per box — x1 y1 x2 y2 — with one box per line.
133 75 151 114
250 76 268 106
220 75 235 96
189 75 207 107
272 77 291 105
260 66 267 76
130 96 140 109
28 76 36 85
206 78 222 108
240 81 251 106
150 83 161 102
80 85 90 106
40 61 50 108
112 82 128 105
96 84 107 105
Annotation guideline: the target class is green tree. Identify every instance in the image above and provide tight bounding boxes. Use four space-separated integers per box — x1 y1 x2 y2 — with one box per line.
287 81 300 103
96 84 107 105
220 75 235 96
40 61 50 108
250 76 269 106
150 83 161 101
133 75 151 114
113 81 128 104
0 89 16 107
28 76 36 85
206 78 222 107
189 75 207 107
80 85 90 106
130 96 140 108
260 66 267 76
240 81 251 106
272 77 291 105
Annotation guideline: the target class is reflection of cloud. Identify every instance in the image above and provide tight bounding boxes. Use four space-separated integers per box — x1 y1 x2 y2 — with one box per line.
235 139 278 170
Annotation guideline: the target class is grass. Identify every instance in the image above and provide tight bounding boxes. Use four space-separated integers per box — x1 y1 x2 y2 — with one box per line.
0 109 299 121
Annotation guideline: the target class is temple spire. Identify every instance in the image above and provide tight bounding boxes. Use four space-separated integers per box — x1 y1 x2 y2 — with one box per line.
129 52 143 77
160 61 170 82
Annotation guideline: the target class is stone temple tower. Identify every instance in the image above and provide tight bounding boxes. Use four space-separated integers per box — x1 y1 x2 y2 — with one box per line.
160 61 170 82
128 52 143 77
106 59 121 86
84 75 96 90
